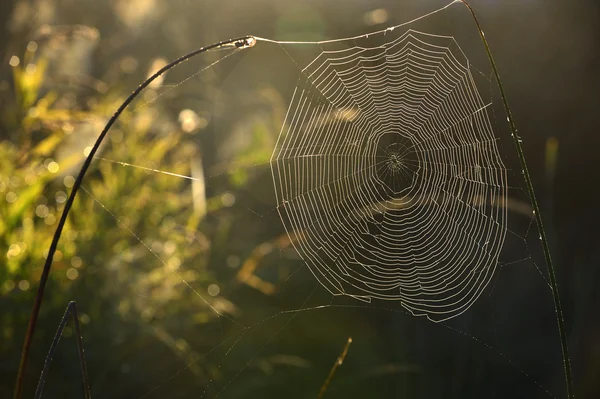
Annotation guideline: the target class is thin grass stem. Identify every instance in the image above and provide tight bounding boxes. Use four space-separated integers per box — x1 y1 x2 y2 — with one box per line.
459 1 574 398
317 337 353 399
34 301 91 399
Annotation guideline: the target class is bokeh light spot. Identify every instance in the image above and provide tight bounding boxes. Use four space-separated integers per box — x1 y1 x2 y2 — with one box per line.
18 280 30 291
207 284 220 296
66 268 79 280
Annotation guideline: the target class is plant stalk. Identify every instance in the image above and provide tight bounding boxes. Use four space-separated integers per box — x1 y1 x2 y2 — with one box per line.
13 35 256 399
34 301 91 399
318 337 353 399
458 1 574 398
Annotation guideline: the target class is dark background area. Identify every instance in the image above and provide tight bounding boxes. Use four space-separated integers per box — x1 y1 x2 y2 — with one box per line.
1 0 598 398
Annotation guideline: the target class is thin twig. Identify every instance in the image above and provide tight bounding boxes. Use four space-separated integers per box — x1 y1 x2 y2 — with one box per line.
317 337 353 399
458 1 574 398
13 35 257 399
35 301 91 399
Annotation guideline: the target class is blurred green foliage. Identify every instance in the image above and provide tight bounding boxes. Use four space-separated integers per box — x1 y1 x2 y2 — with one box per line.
0 42 248 397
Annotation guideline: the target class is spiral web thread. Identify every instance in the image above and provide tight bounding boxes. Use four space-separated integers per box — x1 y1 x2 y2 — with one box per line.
270 29 508 322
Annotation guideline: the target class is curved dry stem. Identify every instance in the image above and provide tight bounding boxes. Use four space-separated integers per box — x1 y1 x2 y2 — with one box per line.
13 35 256 399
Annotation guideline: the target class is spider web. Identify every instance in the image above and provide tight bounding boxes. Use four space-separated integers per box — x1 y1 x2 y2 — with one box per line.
44 2 568 398
270 28 507 322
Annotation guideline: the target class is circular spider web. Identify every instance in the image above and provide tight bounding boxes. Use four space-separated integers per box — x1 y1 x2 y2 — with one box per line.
270 29 508 322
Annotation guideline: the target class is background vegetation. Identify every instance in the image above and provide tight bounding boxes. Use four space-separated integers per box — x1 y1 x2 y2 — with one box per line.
1 0 598 398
